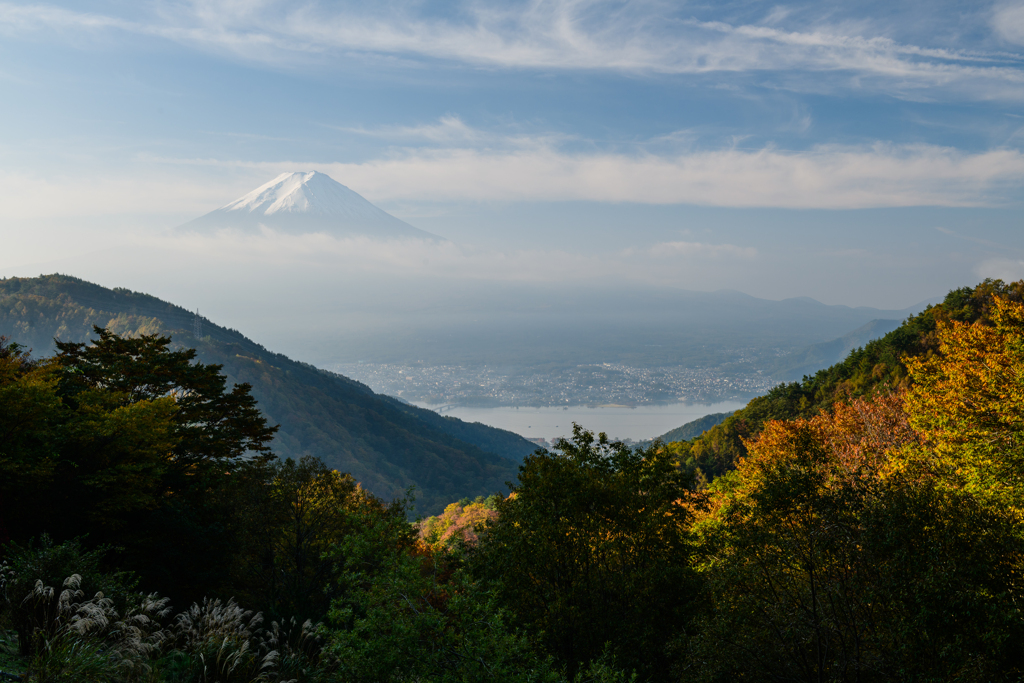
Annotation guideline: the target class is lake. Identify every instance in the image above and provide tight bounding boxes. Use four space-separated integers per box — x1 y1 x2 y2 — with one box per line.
411 401 747 443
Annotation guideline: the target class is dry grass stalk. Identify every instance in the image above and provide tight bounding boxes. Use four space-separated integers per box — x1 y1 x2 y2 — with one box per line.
5 568 322 683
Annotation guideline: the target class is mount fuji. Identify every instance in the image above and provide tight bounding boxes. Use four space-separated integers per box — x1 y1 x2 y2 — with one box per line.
179 171 440 240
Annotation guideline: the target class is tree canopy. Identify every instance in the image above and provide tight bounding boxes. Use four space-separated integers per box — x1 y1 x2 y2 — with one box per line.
4 281 1024 682
475 426 696 680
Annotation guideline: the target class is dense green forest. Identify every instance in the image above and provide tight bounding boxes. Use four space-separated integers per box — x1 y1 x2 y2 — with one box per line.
0 274 536 514
654 412 733 444
2 278 1024 682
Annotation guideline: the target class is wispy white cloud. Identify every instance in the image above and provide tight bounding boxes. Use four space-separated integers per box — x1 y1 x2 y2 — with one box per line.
993 2 1024 46
0 2 131 32
335 116 488 144
331 115 568 147
3 1 1024 100
3 139 1023 220
313 142 1024 209
0 169 239 219
135 227 760 287
149 229 603 282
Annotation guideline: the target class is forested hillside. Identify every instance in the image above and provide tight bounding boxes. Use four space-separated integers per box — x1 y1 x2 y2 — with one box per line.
655 411 733 443
0 274 535 514
2 278 1023 682
767 317 903 381
666 278 1024 482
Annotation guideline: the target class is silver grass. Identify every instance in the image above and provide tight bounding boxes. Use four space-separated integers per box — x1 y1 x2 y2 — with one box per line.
13 575 312 683
171 598 299 683
17 574 173 681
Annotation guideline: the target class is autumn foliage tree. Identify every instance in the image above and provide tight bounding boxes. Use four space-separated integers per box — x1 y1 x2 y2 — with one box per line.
418 495 501 550
8 286 1024 682
904 295 1024 514
686 291 1024 682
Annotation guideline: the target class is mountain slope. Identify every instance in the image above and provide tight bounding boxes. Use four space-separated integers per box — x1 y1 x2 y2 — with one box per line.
179 171 440 240
651 320 902 446
665 279 1024 482
655 412 734 443
0 274 532 514
769 318 904 382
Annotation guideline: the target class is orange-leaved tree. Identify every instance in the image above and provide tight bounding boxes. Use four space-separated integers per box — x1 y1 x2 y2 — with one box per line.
687 391 1024 682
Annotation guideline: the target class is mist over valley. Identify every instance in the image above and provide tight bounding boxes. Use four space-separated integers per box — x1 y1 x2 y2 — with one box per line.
4 171 933 426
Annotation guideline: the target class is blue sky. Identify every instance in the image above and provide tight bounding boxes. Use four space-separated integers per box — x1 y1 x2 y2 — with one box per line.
2 0 1024 309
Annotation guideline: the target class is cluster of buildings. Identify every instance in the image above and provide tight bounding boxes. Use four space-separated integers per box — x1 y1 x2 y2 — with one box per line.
333 361 776 407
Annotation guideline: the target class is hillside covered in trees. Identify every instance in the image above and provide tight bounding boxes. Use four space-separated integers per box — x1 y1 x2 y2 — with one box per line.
0 274 537 515
654 411 733 443
665 278 1024 482
1 278 1023 682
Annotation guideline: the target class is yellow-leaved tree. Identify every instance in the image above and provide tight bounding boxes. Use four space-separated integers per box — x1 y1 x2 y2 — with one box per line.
688 384 1024 681
905 295 1024 516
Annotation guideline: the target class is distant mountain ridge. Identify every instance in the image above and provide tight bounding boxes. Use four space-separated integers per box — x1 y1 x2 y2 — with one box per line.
179 171 440 241
769 318 905 382
291 285 939 369
0 274 532 514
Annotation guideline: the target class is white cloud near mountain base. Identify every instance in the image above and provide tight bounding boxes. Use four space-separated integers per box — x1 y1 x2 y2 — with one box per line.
138 229 760 288
270 143 1024 209
1 141 1023 222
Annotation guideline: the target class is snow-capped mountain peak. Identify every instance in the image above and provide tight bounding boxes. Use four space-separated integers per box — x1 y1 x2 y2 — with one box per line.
180 171 439 240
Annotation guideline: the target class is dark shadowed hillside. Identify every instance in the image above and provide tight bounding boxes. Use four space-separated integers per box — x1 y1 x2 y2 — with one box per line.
0 274 535 514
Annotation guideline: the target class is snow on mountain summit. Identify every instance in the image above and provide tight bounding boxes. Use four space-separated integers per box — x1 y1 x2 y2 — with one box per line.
179 171 439 240
225 172 384 219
